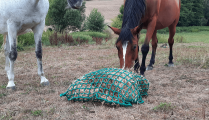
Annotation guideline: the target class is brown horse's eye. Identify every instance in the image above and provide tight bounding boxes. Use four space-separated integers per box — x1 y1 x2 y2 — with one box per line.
133 45 137 50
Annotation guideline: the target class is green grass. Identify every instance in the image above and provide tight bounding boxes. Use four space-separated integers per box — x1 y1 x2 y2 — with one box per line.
70 31 109 38
0 93 7 98
175 31 209 43
139 31 209 44
153 102 174 112
31 110 43 116
141 26 209 34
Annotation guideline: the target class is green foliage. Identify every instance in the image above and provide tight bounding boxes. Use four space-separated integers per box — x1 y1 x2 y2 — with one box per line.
0 34 3 46
17 44 25 51
139 34 168 44
153 102 174 112
140 30 209 45
0 85 6 89
70 31 108 38
0 93 6 98
42 30 54 46
178 0 204 26
70 31 110 44
174 35 187 43
111 17 123 29
46 0 86 32
18 32 35 46
142 26 209 34
31 110 43 116
85 8 106 32
119 5 124 21
203 0 209 25
111 5 124 29
72 34 93 42
17 30 53 48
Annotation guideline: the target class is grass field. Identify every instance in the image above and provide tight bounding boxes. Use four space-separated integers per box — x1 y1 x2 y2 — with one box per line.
139 31 209 44
0 29 209 119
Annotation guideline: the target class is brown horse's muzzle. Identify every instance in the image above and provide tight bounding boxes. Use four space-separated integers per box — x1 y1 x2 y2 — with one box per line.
117 41 138 70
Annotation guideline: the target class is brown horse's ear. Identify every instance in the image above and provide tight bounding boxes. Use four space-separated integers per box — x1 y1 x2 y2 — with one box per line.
132 24 143 35
107 25 121 35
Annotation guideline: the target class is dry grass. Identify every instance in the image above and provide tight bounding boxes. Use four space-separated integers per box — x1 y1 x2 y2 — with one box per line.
0 38 209 119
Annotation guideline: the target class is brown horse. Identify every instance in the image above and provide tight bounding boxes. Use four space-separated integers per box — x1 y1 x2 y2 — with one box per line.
109 0 181 75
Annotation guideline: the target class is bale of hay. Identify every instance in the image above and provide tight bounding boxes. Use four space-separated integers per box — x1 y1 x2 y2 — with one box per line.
60 68 149 107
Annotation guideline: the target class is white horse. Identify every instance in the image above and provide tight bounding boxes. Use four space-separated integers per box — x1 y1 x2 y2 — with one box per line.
0 0 84 90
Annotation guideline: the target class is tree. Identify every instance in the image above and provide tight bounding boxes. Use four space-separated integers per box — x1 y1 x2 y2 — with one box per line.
46 0 86 33
203 0 209 25
85 8 106 32
178 0 194 26
111 5 124 29
192 0 204 26
178 0 204 26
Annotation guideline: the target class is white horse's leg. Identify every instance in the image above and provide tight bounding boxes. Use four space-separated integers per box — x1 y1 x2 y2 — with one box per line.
32 20 49 86
4 35 10 72
6 21 18 90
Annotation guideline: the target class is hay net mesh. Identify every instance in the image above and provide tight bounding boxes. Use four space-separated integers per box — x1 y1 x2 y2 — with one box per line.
60 68 149 106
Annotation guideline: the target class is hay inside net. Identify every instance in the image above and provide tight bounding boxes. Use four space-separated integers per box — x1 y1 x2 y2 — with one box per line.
60 68 149 106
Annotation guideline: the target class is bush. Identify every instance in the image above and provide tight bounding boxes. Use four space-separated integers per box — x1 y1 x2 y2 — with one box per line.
0 34 3 47
70 32 108 38
49 32 91 46
17 44 24 51
72 34 93 44
111 5 124 29
42 30 54 46
85 8 106 32
18 32 35 46
46 0 86 32
111 17 123 29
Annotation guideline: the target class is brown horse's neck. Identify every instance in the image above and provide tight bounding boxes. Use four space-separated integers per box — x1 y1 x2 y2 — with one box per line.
122 0 146 28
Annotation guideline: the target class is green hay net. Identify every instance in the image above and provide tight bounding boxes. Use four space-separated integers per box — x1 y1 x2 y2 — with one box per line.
60 68 149 107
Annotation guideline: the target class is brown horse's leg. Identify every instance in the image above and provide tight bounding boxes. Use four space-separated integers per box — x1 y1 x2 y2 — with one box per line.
140 16 157 75
168 23 176 66
146 30 158 70
134 46 140 73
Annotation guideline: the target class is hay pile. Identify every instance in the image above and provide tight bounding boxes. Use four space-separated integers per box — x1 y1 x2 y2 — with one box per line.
60 68 149 106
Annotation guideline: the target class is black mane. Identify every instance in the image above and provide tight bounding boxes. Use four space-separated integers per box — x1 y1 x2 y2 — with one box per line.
117 0 146 44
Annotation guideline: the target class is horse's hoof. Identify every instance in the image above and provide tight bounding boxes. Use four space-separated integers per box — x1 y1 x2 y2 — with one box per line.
146 66 153 71
168 63 174 67
139 73 145 77
41 81 50 86
6 86 16 91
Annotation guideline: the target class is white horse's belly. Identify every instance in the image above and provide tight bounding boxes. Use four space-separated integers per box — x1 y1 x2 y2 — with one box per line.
0 0 49 34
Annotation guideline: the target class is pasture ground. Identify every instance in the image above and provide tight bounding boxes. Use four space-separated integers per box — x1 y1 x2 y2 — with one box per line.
0 35 209 119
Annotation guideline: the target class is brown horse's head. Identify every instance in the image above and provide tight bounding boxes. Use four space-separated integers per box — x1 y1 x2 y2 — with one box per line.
108 25 142 70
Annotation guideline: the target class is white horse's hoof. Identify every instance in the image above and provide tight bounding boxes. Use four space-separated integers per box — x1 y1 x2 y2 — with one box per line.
40 76 50 86
6 86 16 90
41 81 50 86
6 81 15 90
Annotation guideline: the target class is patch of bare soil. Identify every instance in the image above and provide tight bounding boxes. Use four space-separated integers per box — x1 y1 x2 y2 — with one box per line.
0 41 209 119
